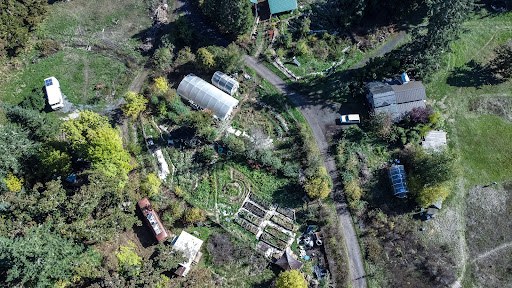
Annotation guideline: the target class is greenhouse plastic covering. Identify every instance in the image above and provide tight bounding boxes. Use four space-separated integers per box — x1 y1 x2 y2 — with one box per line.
177 74 239 120
389 165 408 197
211 71 239 96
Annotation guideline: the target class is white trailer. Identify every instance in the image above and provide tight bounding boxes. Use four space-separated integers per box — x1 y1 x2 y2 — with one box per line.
44 77 64 110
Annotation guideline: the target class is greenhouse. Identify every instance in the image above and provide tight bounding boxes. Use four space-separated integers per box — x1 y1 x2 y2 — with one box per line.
211 71 239 96
177 74 239 121
389 165 409 198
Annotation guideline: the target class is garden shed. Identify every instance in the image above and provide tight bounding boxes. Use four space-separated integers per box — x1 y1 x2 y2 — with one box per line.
275 249 303 271
268 0 297 15
422 130 447 152
177 74 239 121
389 165 409 198
211 71 239 96
173 231 204 277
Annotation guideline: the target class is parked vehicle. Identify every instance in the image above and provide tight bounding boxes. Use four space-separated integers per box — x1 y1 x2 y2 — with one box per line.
44 77 64 110
340 114 360 124
138 197 169 242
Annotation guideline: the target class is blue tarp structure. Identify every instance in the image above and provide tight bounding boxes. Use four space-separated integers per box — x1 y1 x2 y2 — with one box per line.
389 165 408 198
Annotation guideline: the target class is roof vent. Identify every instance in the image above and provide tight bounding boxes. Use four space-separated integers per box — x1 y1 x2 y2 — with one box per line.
401 72 410 84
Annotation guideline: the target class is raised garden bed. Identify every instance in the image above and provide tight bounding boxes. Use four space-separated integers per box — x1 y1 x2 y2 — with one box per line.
264 225 290 242
276 206 295 219
261 232 288 250
243 201 266 218
235 217 259 235
239 209 264 227
271 213 295 231
249 193 271 210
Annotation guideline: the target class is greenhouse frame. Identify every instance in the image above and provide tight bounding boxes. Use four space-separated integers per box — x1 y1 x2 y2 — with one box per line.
389 165 409 198
177 74 239 121
211 71 239 96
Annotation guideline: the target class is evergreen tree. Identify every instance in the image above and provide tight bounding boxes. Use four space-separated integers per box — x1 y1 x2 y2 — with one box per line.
201 0 252 36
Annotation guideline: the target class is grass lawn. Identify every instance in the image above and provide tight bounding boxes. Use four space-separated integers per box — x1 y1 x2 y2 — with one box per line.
425 11 512 187
0 49 130 105
37 0 151 53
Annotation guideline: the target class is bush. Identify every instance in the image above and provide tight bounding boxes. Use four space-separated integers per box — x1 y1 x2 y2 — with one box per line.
153 47 174 70
184 207 205 224
141 173 162 198
407 107 433 124
282 162 299 178
37 39 62 57
20 88 46 111
304 167 332 199
122 92 148 118
344 179 362 210
296 39 310 57
196 146 216 164
275 270 307 288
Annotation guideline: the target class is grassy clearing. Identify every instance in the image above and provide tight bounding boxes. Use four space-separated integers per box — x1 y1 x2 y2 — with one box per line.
0 49 130 105
418 11 512 286
37 0 151 52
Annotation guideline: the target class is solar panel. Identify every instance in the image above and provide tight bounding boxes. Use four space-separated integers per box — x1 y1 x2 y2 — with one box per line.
45 79 53 87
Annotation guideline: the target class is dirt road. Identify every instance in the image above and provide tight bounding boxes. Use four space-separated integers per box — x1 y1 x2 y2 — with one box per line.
244 55 367 288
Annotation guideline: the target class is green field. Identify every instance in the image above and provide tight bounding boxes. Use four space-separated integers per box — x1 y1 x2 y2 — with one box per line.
0 49 130 105
426 11 512 187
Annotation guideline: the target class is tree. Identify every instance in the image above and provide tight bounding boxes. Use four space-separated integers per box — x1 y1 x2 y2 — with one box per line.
0 0 49 57
62 111 132 180
20 88 45 111
154 243 186 271
116 241 142 278
122 91 148 118
153 47 174 70
4 105 60 142
38 146 72 177
4 173 23 192
184 207 206 224
196 48 215 71
0 224 91 287
201 0 252 35
275 270 307 288
487 40 512 81
141 173 162 198
197 146 216 164
304 167 332 199
299 17 311 37
416 184 451 207
154 77 169 94
0 124 38 176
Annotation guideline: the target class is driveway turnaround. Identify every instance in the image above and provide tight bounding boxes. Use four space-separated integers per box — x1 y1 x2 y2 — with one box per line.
244 55 367 288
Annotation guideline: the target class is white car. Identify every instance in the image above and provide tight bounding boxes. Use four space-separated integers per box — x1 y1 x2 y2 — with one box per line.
340 114 360 124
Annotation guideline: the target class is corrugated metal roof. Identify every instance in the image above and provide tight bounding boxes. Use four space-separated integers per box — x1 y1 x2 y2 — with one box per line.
392 81 426 104
268 0 297 14
375 104 398 116
397 100 426 115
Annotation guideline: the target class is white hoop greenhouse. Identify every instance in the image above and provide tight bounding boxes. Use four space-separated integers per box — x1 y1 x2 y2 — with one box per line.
211 71 239 96
177 74 239 121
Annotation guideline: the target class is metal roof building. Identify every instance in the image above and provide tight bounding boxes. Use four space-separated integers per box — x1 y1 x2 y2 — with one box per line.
389 165 409 198
366 80 427 120
177 74 239 121
268 0 297 14
173 231 204 277
211 71 239 96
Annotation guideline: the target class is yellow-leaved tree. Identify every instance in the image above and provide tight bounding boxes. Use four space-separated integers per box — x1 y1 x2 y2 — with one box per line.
123 91 148 118
141 172 162 197
275 270 307 288
304 166 332 199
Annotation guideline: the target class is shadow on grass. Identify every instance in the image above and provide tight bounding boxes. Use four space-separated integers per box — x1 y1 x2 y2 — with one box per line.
446 60 506 88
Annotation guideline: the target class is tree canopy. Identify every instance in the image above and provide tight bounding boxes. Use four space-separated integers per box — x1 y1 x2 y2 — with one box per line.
62 111 132 179
275 270 308 288
123 92 148 119
200 0 252 36
304 166 332 199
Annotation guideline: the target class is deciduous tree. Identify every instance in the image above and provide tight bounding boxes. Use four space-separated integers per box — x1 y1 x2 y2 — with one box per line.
123 92 148 118
304 167 332 199
275 270 307 288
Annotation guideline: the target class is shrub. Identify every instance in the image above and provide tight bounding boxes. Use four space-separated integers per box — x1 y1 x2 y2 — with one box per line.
116 241 142 277
196 47 215 71
20 88 45 111
304 167 332 199
4 173 23 192
37 39 62 57
197 146 216 164
153 47 174 70
275 270 307 288
184 207 205 224
344 179 362 209
141 173 162 198
408 107 433 124
122 92 148 118
296 39 309 56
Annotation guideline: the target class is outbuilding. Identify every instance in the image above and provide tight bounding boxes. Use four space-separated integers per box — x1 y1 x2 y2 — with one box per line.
172 231 204 277
177 74 239 121
389 165 409 198
268 0 297 15
211 71 239 96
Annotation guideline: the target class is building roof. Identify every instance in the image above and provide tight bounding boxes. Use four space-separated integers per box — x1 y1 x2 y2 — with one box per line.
275 249 303 271
389 165 409 198
211 71 239 96
397 100 426 115
391 81 426 104
173 231 203 260
268 0 297 14
422 130 447 152
177 74 239 120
